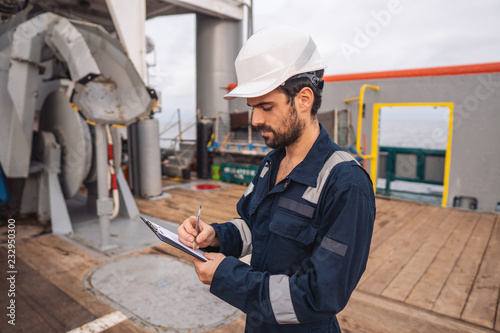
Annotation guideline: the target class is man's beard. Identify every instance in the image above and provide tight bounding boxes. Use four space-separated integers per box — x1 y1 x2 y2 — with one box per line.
254 104 305 149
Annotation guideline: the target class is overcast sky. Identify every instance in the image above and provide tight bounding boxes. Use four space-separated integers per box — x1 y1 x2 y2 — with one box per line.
146 0 500 135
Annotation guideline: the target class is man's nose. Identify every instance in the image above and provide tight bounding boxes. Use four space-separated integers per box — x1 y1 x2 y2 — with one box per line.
251 108 265 127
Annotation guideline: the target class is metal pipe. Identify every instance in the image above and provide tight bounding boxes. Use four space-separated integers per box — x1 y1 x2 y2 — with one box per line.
343 97 360 103
215 111 220 145
334 108 338 143
137 118 162 197
247 0 254 39
105 125 119 219
347 108 352 147
95 125 113 250
177 108 182 141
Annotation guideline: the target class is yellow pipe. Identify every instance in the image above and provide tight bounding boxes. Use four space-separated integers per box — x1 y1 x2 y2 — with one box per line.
350 84 379 159
343 97 360 103
442 104 454 207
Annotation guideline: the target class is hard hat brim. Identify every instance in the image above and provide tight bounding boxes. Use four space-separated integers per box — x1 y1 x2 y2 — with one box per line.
223 64 327 100
223 78 278 100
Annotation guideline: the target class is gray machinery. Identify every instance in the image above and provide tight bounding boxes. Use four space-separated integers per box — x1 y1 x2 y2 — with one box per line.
0 4 157 249
0 0 245 250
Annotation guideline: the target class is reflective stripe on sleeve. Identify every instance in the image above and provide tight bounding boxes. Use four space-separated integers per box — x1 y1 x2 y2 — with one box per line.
230 218 253 257
302 150 358 204
269 275 300 324
320 237 348 257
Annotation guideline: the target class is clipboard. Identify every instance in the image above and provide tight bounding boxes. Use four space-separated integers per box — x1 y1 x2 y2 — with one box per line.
140 216 208 262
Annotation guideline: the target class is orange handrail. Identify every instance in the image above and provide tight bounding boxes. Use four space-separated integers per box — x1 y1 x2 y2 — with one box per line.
324 62 500 82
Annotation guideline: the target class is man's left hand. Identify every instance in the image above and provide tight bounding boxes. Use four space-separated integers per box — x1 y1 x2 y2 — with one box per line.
192 252 226 285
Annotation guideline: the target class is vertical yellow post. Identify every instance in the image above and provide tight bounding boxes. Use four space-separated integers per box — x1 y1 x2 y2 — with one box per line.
343 84 379 190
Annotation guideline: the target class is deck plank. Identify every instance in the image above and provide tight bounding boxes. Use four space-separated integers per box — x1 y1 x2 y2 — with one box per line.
18 235 103 280
358 205 438 287
359 207 452 295
462 214 500 329
369 201 418 250
373 211 460 294
338 290 498 333
136 180 244 225
403 212 480 307
432 214 496 319
16 235 114 318
0 248 97 332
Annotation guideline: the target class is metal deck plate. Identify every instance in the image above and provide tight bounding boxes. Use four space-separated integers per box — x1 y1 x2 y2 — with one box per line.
85 254 242 332
66 195 177 257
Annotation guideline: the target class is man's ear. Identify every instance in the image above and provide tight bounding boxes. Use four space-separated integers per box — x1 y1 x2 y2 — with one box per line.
296 87 314 112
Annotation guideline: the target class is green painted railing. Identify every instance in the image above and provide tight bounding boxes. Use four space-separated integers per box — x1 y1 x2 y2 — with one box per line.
379 146 446 195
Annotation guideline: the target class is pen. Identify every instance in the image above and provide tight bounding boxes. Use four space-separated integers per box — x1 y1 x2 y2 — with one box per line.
193 205 202 250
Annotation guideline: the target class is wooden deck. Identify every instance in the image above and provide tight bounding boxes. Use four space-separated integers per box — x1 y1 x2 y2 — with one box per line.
1 178 499 332
339 198 500 333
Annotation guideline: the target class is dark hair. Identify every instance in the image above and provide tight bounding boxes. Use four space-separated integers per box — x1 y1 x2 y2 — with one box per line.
276 69 324 117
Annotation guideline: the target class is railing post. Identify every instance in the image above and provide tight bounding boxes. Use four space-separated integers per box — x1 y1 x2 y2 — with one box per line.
385 148 395 194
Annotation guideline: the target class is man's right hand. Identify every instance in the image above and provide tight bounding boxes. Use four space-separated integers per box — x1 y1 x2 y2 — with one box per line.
177 216 220 250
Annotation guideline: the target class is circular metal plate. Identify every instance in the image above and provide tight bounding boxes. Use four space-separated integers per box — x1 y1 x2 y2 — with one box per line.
85 254 242 332
39 91 92 198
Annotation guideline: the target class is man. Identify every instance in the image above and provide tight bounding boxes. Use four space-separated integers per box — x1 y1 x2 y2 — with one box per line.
178 26 375 332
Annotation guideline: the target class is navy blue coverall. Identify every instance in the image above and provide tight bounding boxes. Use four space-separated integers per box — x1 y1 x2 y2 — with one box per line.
209 125 376 332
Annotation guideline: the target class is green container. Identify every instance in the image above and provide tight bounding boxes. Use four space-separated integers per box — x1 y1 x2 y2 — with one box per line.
211 165 221 180
221 163 258 185
221 163 234 183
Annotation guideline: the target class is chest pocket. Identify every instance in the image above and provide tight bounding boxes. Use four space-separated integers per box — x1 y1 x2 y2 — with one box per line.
269 197 317 245
248 193 263 216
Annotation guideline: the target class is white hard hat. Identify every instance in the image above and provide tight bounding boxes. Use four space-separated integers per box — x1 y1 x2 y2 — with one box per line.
224 26 327 100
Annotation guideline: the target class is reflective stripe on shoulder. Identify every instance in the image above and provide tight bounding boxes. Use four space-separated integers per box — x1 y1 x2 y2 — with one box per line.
260 164 270 178
230 218 252 257
244 182 254 197
269 275 300 324
302 150 358 204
